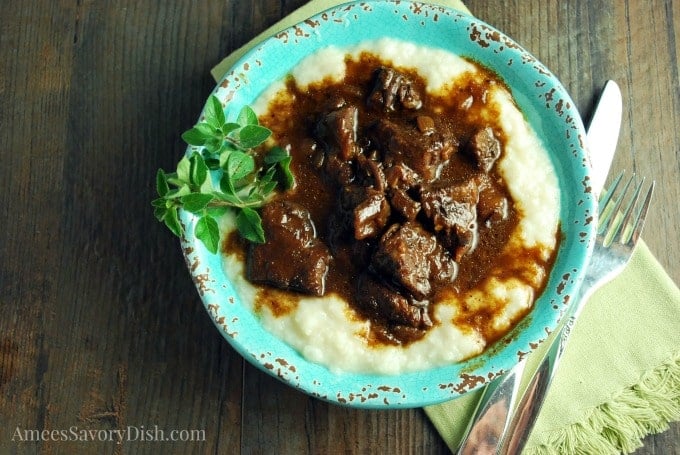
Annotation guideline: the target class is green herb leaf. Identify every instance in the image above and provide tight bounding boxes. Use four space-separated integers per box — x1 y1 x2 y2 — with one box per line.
264 147 295 190
214 190 241 206
277 156 295 189
163 207 182 237
237 105 259 126
189 152 209 186
226 151 255 181
153 206 167 221
176 156 191 184
154 103 291 245
156 169 169 196
242 191 264 207
204 157 220 170
203 136 223 154
259 166 275 186
264 146 288 164
165 172 183 186
195 216 220 254
199 174 214 193
261 180 277 197
218 136 246 167
204 95 226 130
164 184 192 199
206 206 229 218
235 124 271 149
219 172 236 197
222 122 241 135
236 207 265 243
180 193 214 213
182 123 215 146
151 197 167 208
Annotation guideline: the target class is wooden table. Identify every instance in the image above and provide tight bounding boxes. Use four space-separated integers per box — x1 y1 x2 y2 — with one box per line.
1 1 678 453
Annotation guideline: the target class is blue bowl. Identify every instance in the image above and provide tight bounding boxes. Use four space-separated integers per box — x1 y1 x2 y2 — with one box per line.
180 0 596 408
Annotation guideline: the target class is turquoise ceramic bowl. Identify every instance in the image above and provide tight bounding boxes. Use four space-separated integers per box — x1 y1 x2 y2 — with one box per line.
180 0 596 408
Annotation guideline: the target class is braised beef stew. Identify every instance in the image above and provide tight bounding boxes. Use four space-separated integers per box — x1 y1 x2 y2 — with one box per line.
226 53 552 346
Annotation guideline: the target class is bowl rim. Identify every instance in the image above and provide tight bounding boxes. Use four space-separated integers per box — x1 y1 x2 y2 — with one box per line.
179 0 597 408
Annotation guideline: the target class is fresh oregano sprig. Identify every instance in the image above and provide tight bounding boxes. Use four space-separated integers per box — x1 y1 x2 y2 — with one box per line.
152 95 295 253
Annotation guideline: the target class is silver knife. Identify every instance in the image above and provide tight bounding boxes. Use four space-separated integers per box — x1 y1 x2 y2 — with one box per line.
586 81 623 196
456 80 623 454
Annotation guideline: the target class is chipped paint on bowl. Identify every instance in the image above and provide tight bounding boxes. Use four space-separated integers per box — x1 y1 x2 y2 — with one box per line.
179 0 596 408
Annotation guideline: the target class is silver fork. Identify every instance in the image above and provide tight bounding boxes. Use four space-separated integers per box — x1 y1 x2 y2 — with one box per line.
458 172 655 455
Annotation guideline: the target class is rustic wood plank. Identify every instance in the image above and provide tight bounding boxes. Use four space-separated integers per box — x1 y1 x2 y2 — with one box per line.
0 1 244 454
0 2 78 453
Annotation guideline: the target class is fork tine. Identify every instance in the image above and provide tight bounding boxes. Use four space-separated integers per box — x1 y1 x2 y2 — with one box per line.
599 172 635 236
598 170 624 214
609 177 646 242
619 180 655 244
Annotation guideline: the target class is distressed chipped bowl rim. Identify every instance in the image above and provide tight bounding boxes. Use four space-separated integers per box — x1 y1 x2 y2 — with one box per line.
179 0 596 408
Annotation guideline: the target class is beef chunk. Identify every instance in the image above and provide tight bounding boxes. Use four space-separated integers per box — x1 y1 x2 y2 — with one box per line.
476 174 509 224
356 154 386 191
372 222 458 300
389 188 421 220
449 227 478 262
372 118 457 182
322 95 348 111
354 191 390 240
420 179 479 232
367 67 423 112
337 185 391 241
384 162 421 190
247 201 332 296
467 127 501 172
357 273 432 329
420 179 479 261
323 154 355 186
316 105 360 161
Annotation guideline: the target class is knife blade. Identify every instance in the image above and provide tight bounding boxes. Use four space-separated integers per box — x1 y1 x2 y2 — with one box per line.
456 80 623 455
586 80 623 195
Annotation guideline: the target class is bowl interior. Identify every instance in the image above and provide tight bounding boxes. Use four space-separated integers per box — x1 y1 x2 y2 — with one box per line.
180 0 596 408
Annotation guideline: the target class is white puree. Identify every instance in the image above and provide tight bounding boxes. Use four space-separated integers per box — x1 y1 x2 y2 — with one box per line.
223 38 560 375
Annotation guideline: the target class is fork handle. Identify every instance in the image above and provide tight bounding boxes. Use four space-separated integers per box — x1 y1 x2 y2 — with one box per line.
455 360 526 454
457 272 601 453
455 338 557 455
457 291 588 455
497 326 566 454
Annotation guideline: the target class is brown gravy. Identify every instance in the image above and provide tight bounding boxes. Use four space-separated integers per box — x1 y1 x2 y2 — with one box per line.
224 52 556 347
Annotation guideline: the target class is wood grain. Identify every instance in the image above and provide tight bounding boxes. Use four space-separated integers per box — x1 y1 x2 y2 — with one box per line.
0 1 677 454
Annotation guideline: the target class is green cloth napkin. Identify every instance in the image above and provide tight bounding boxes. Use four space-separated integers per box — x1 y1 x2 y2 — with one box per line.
426 241 680 454
211 1 680 453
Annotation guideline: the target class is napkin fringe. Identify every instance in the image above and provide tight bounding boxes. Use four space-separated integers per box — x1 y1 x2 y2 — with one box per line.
525 350 680 455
